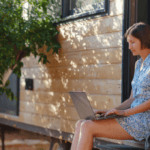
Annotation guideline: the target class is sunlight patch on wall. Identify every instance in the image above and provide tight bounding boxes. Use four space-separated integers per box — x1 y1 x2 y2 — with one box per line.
70 61 77 68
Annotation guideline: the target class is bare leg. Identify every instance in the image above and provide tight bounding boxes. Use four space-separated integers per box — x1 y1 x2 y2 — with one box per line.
77 118 135 150
71 119 84 150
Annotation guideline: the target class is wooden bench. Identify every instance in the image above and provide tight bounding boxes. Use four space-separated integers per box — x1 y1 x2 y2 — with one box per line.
93 137 145 150
0 118 147 150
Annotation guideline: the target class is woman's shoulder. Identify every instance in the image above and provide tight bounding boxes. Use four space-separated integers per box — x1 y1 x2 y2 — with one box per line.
144 53 150 65
134 58 142 70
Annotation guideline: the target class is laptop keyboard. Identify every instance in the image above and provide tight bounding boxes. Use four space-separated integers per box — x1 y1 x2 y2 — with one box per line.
85 114 124 120
95 114 124 120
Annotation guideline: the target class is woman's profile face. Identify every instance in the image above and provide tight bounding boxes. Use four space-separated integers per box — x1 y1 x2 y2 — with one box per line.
127 35 142 56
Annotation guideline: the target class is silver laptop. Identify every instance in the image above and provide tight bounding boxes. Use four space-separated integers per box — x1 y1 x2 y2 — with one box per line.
69 91 124 120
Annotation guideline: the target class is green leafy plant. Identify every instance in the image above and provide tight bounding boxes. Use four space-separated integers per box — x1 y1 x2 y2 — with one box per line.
0 0 61 100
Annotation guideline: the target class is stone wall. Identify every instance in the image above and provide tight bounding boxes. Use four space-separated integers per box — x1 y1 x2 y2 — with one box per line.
0 0 124 135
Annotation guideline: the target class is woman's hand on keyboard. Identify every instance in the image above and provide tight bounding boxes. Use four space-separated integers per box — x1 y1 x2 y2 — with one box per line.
104 109 126 117
93 109 108 115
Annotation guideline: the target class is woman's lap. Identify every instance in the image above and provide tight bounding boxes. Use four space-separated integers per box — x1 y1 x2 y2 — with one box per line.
78 118 135 140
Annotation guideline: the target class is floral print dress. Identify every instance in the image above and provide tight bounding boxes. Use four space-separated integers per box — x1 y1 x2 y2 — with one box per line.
115 53 150 150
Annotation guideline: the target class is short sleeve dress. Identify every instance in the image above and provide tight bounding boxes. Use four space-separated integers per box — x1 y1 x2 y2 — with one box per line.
115 53 150 150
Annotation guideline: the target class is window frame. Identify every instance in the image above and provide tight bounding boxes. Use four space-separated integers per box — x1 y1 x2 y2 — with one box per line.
61 0 109 22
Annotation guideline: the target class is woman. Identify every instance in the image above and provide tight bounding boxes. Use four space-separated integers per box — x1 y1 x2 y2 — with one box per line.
71 22 150 150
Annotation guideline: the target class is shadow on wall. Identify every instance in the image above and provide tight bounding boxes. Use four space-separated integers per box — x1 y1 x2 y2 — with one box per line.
19 9 123 133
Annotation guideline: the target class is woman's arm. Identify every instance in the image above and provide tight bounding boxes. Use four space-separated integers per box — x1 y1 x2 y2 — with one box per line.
114 90 135 110
105 97 150 117
125 98 150 116
94 93 134 114
113 61 137 111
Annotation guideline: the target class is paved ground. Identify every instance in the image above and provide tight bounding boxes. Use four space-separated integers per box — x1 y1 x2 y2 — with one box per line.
0 139 50 150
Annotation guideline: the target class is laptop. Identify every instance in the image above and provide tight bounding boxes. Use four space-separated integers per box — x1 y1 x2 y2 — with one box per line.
69 91 124 120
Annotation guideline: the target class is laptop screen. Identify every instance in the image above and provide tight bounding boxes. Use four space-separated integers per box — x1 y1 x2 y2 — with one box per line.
69 91 96 120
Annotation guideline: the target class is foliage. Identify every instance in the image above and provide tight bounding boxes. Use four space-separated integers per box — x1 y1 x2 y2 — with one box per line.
0 0 61 100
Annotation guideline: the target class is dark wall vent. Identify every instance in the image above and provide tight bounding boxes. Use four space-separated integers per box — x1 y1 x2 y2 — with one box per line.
25 79 33 90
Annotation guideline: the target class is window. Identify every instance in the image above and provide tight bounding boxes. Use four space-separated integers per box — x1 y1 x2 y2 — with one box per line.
0 73 19 116
62 0 108 19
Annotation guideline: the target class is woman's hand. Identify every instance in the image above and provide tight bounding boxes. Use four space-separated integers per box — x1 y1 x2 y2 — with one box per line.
104 108 126 117
93 109 108 115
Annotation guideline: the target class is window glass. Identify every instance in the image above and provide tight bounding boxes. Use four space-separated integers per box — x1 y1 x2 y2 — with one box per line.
70 0 105 16
0 73 19 116
75 0 104 8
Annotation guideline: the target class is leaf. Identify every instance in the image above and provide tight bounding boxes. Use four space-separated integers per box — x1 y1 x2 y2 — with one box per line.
34 50 38 58
6 58 11 66
43 55 47 64
0 80 3 85
53 44 61 48
38 57 42 63
0 87 4 94
5 80 10 87
14 96 18 101
46 46 51 52
10 92 14 100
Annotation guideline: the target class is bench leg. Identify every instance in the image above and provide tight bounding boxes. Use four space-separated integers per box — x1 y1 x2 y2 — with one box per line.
1 127 5 150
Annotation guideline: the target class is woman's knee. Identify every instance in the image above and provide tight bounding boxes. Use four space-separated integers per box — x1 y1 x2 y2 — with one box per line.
80 120 94 133
75 119 85 130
